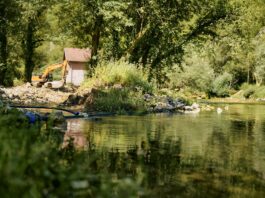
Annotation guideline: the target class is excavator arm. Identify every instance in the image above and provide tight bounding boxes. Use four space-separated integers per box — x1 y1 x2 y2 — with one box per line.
31 60 68 86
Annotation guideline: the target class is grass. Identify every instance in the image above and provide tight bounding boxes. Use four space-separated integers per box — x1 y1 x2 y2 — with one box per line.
80 61 154 113
81 61 153 93
84 88 147 114
233 83 265 99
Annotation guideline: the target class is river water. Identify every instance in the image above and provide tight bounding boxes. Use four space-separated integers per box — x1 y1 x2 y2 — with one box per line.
65 104 265 197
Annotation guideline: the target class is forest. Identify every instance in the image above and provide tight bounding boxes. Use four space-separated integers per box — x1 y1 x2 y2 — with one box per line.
0 0 265 98
2 1 265 197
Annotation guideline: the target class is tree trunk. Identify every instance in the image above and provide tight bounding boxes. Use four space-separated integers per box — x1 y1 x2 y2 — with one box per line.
149 55 162 81
24 20 35 83
141 44 151 66
91 15 103 66
0 25 8 85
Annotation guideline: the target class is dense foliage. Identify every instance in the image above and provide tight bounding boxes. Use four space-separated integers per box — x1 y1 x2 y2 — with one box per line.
0 0 265 95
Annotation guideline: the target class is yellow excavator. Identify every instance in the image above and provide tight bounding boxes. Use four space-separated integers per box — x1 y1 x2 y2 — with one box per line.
31 60 68 88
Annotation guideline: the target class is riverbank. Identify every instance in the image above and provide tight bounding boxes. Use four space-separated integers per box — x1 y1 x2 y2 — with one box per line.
3 83 264 115
0 83 71 105
0 84 200 114
201 97 265 104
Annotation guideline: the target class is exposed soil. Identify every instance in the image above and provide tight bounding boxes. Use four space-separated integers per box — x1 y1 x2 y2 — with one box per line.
0 83 71 105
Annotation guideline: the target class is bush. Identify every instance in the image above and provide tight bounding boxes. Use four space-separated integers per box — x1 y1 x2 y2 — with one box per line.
167 55 214 93
243 87 255 99
82 61 153 93
210 72 232 97
91 88 147 113
236 84 265 99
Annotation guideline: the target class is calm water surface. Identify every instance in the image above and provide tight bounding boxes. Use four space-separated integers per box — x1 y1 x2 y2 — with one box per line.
65 104 265 197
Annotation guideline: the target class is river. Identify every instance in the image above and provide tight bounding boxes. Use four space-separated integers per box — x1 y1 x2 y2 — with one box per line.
65 104 265 197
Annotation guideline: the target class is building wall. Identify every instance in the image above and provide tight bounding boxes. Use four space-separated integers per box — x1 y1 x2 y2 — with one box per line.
66 61 85 86
66 63 72 84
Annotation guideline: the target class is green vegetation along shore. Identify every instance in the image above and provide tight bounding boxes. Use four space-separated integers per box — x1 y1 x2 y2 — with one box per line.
1 0 265 100
2 1 265 197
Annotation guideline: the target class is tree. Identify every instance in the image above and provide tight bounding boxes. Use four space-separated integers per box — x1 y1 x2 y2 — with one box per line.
20 0 51 82
212 0 265 86
58 0 132 65
131 0 228 81
0 0 19 86
58 0 229 82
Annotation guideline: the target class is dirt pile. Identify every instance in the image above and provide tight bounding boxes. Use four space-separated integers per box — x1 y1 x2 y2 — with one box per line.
0 83 71 104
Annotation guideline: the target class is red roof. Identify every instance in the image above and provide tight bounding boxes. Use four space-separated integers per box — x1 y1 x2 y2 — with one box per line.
64 48 92 62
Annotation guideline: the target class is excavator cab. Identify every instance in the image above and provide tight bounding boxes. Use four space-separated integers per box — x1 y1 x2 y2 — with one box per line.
31 60 68 88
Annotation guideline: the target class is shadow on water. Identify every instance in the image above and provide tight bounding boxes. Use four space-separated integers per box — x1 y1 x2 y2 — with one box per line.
62 105 265 197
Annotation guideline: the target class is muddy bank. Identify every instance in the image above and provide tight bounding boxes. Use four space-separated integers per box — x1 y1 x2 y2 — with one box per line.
0 83 71 105
1 84 213 114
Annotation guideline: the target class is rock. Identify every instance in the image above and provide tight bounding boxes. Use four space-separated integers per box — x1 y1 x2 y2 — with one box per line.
191 103 200 110
184 106 193 111
153 103 165 112
9 93 14 99
0 84 71 105
13 98 19 103
174 101 186 109
143 94 153 101
166 104 175 111
25 82 32 87
184 108 200 114
153 102 176 113
183 103 200 114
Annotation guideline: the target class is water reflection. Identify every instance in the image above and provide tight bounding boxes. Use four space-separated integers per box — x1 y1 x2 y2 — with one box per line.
63 119 89 149
64 104 265 197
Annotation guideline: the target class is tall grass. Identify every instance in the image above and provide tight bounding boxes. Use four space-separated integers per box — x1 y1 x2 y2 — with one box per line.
80 61 154 113
82 61 153 93
234 83 265 99
89 88 147 113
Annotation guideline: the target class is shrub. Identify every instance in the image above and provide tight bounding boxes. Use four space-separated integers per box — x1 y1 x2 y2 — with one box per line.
210 72 232 97
167 55 214 93
91 88 147 113
236 84 265 99
82 61 153 93
243 87 255 99
253 86 265 98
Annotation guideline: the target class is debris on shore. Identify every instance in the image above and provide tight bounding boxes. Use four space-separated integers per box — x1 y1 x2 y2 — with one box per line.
1 83 216 114
0 83 71 105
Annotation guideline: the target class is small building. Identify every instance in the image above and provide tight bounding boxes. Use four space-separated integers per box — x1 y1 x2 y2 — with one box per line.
64 48 91 86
